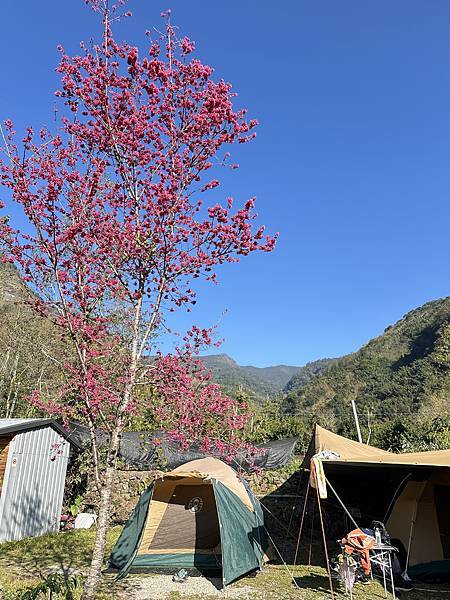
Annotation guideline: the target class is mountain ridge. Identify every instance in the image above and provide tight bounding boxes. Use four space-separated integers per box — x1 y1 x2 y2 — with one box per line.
281 296 450 428
200 353 336 400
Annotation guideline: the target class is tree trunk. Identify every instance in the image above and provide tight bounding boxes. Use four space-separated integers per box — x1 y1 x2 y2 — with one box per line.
82 299 141 599
82 429 121 600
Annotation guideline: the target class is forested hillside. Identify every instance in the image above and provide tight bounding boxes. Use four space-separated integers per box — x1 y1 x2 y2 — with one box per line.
283 358 337 392
200 354 300 399
0 263 65 418
200 354 338 401
282 297 450 440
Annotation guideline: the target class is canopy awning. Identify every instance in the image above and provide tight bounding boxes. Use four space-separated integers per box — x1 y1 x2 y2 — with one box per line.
302 424 450 469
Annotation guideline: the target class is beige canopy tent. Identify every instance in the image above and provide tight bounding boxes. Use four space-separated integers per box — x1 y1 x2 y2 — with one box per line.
303 425 450 568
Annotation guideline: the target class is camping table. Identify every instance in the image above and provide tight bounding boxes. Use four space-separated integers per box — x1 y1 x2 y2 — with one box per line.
369 543 397 600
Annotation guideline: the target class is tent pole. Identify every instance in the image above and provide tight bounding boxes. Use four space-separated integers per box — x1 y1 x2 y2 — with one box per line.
308 499 315 566
382 473 412 523
404 485 424 573
287 469 305 538
293 478 310 567
405 511 415 572
324 476 359 529
313 465 335 600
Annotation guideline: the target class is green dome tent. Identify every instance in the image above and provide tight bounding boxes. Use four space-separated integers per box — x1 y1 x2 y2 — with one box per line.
109 457 268 587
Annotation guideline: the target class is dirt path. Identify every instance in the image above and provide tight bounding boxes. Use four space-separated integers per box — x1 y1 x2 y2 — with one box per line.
128 573 257 599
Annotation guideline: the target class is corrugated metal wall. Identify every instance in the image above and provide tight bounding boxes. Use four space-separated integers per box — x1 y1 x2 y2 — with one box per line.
0 426 70 542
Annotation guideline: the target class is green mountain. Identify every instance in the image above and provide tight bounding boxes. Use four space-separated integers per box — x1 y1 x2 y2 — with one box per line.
282 297 450 428
200 354 300 399
200 354 335 400
283 358 337 392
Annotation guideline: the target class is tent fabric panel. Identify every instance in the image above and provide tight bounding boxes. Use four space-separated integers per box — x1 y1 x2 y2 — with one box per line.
323 463 418 528
130 552 221 569
146 547 218 555
393 450 450 468
213 480 261 586
386 481 426 558
143 483 220 554
408 560 450 583
303 425 450 469
429 469 450 486
241 477 268 564
109 484 153 572
335 454 450 467
160 458 254 511
386 480 444 567
410 482 443 566
301 424 391 467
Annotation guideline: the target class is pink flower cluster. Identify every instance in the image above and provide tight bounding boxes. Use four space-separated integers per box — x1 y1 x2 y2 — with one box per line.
150 353 257 463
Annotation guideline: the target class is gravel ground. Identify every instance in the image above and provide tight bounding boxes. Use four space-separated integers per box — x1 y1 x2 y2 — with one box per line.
130 574 256 599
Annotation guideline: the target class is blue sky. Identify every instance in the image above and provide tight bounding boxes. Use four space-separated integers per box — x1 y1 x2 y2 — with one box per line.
1 1 449 367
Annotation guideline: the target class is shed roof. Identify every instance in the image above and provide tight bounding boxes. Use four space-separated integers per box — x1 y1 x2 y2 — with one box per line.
0 419 81 448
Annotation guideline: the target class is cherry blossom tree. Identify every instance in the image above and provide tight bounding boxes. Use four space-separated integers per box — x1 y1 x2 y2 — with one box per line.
0 1 275 597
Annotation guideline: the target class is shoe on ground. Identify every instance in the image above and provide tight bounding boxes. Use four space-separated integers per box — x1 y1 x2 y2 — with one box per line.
357 573 371 585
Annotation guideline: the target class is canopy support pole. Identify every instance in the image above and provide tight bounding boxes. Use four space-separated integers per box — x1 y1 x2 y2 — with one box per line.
313 465 335 600
325 476 359 529
404 482 426 573
308 499 315 566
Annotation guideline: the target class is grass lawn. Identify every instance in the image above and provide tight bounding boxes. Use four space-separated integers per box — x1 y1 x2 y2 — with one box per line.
0 527 122 599
0 529 448 599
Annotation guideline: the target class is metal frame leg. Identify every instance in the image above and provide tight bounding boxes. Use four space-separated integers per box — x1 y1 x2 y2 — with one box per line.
381 551 387 598
388 553 396 600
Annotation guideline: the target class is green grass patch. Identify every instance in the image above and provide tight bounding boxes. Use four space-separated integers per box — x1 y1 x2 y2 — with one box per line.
1 531 450 599
0 528 122 599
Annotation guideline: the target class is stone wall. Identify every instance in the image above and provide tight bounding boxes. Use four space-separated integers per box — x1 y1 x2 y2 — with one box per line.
84 461 305 525
84 470 154 523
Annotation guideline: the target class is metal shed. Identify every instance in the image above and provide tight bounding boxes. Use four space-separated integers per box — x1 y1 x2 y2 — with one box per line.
0 418 78 542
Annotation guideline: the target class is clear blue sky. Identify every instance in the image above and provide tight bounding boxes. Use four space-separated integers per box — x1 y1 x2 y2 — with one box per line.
1 1 449 367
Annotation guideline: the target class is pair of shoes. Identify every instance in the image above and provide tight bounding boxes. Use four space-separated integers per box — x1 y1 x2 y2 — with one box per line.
357 573 370 585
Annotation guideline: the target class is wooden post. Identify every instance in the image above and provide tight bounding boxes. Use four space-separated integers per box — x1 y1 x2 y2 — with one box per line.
351 399 363 443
